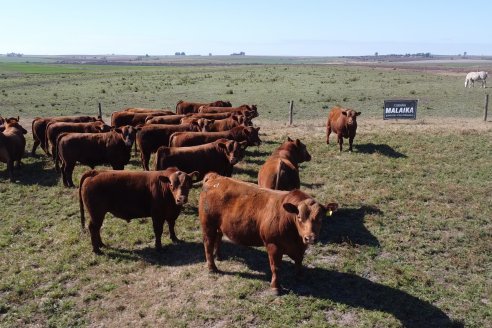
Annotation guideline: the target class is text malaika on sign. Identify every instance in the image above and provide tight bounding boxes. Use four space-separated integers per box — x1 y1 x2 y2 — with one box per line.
383 100 418 120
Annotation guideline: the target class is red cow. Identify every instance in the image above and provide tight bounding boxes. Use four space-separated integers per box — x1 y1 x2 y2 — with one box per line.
199 173 338 294
169 126 261 147
199 104 258 119
111 110 174 127
154 139 247 180
0 117 27 181
326 106 361 152
79 167 199 254
258 137 311 191
145 115 186 125
176 100 231 115
31 115 97 156
57 126 138 187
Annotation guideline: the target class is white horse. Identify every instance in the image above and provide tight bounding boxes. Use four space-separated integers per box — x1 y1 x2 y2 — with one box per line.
465 71 488 88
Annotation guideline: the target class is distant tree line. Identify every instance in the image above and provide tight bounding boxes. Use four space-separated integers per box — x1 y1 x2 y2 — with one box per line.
231 52 245 56
6 52 23 57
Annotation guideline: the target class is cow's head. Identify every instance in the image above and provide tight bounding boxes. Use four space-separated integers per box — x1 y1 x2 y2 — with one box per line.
283 198 338 245
95 120 112 132
287 137 311 162
5 117 27 134
115 125 138 147
160 169 200 206
216 139 247 165
341 110 361 126
242 126 261 146
196 118 214 132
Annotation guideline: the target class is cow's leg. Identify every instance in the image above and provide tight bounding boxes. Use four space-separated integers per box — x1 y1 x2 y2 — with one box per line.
31 139 40 156
7 160 14 182
202 226 219 272
326 124 331 144
141 151 150 171
166 218 182 244
214 229 223 260
66 162 76 188
151 216 164 249
88 212 105 254
348 136 354 152
266 243 283 294
337 134 344 152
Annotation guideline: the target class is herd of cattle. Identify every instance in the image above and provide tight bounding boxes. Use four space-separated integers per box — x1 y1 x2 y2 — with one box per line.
0 100 361 293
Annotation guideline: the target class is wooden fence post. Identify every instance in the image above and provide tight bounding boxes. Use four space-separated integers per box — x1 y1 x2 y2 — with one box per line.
289 100 294 125
98 102 102 119
484 94 489 122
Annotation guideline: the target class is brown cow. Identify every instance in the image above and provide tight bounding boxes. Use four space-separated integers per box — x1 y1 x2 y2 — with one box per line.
169 126 261 148
180 112 234 124
199 104 258 118
31 115 98 156
206 115 247 132
0 117 27 182
154 139 247 180
145 115 186 125
111 110 174 127
258 137 311 191
136 123 205 171
57 126 138 187
124 107 173 113
199 173 338 294
79 167 199 254
326 106 361 152
45 121 111 170
176 100 231 115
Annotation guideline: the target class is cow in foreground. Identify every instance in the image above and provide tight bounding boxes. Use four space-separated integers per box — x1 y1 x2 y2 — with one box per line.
0 117 27 182
79 168 199 254
465 71 488 88
326 106 361 152
57 126 138 187
154 139 247 180
258 137 311 191
199 173 338 294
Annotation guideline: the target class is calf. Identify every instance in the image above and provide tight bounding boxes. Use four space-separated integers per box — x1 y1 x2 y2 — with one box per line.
169 126 261 147
57 126 138 187
199 173 338 294
258 137 311 191
176 100 231 115
0 117 27 182
326 106 361 152
79 167 199 254
154 139 247 180
31 115 97 156
136 123 204 170
45 120 111 170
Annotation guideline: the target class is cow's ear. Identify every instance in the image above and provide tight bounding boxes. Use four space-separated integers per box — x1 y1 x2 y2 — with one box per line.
324 203 339 217
356 111 361 116
295 139 301 146
287 136 293 142
255 127 260 131
188 171 200 182
159 175 170 184
341 111 347 116
283 203 299 214
17 116 20 121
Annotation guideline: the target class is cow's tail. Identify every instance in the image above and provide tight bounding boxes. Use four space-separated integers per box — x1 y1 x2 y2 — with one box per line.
79 170 98 230
275 160 286 190
168 132 178 146
44 121 55 156
31 118 40 142
55 132 70 171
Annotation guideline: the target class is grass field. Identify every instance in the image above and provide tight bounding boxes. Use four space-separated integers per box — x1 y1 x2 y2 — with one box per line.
0 59 491 327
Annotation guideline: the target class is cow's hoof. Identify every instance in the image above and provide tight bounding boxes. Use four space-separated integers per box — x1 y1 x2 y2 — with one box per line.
270 287 282 296
93 248 103 255
171 238 184 244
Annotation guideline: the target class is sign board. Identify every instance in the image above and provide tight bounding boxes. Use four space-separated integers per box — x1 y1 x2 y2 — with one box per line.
383 100 418 120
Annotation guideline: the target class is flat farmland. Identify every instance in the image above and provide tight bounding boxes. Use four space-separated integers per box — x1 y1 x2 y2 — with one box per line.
0 60 491 327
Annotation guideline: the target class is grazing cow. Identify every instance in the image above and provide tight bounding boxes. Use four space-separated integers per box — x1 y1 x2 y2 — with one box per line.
258 137 311 191
176 100 232 115
110 110 174 127
154 139 247 180
465 71 488 88
199 173 338 294
199 104 258 118
31 115 98 156
0 117 27 182
136 123 205 170
45 120 111 169
326 106 361 152
145 115 186 125
169 126 261 148
79 167 200 254
57 126 138 187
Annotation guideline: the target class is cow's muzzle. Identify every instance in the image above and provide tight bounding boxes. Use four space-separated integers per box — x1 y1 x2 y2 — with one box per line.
175 196 187 205
303 235 317 245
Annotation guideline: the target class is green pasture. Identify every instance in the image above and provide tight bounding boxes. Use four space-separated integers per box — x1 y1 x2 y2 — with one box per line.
0 61 491 327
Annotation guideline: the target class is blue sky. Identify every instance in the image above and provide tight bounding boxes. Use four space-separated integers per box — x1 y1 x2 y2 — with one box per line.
2 0 492 56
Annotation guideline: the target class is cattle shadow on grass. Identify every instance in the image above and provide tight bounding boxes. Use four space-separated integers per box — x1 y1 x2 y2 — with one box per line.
217 243 458 328
320 205 381 247
354 143 407 158
0 158 59 186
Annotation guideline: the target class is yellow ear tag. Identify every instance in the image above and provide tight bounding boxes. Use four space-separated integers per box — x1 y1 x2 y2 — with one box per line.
326 210 333 217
